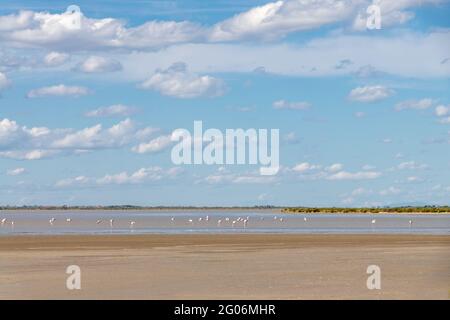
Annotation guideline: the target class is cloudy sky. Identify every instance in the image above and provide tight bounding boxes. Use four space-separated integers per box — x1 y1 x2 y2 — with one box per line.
1 0 449 207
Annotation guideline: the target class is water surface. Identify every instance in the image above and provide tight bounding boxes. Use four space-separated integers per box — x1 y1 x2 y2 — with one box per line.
0 210 449 235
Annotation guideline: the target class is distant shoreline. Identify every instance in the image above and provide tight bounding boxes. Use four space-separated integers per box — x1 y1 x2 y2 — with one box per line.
0 206 449 214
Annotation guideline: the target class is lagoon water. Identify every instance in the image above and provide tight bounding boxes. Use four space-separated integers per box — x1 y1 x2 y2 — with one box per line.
0 210 449 235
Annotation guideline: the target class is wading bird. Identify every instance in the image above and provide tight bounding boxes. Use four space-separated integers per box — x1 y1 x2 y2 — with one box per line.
1 218 6 226
371 219 376 224
109 219 114 228
96 219 102 224
217 219 222 227
66 218 72 223
49 218 56 226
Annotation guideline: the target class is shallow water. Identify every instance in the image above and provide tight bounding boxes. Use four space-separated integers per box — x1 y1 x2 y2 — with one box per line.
0 210 449 235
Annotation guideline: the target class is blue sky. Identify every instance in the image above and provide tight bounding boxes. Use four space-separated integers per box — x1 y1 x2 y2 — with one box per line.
0 0 449 207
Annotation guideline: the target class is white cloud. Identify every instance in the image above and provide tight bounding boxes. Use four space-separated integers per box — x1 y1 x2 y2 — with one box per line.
348 85 394 103
96 167 174 185
435 105 449 117
74 56 122 73
56 166 182 187
44 51 69 67
121 30 450 79
85 104 136 118
0 71 11 92
327 171 381 180
0 117 163 160
0 10 203 51
325 163 343 173
6 167 26 176
52 118 135 149
0 149 58 160
394 98 434 111
352 0 443 31
0 1 444 53
26 84 90 98
292 162 320 173
131 135 172 154
56 175 90 188
209 0 359 41
397 161 428 170
140 62 225 98
204 170 277 185
273 99 311 110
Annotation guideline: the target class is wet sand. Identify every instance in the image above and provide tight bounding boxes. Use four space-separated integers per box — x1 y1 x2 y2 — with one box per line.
0 234 449 299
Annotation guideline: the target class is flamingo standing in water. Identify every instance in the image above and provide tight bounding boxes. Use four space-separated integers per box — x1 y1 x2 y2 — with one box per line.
109 219 114 228
49 218 56 226
96 219 102 224
130 221 136 228
1 218 6 226
66 218 72 223
243 219 248 228
217 219 222 227
11 220 14 230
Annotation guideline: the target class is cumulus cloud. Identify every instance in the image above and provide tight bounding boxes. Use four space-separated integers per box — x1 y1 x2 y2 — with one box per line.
209 0 359 41
6 167 26 176
131 135 172 154
0 1 444 52
327 170 381 180
56 167 183 188
203 169 277 185
26 84 90 98
394 98 435 111
273 99 311 110
435 104 450 123
0 71 11 92
348 85 394 103
74 55 122 73
292 162 321 173
435 105 449 117
0 117 164 160
0 9 204 51
140 62 225 98
352 0 442 31
397 161 428 170
84 104 136 118
44 51 70 67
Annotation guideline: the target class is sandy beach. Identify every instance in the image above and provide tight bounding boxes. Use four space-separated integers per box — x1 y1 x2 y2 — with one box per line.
0 234 448 300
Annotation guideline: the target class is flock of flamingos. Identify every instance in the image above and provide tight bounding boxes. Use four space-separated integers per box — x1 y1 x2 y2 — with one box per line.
0 215 414 232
